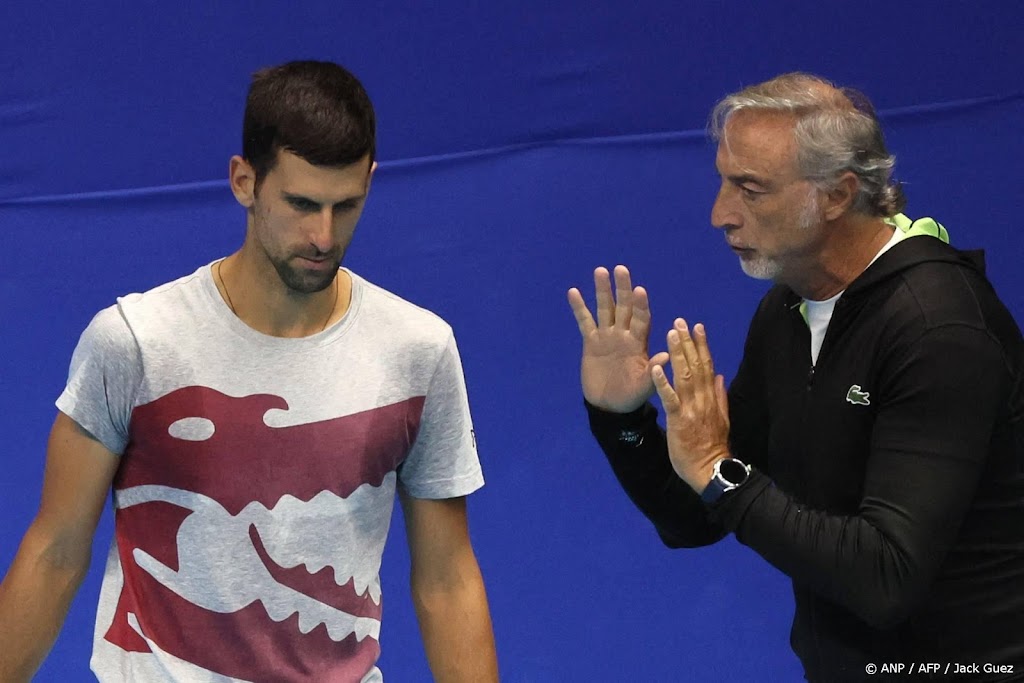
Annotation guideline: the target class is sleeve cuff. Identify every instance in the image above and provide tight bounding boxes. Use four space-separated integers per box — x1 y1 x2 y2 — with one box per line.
584 399 658 440
706 468 772 531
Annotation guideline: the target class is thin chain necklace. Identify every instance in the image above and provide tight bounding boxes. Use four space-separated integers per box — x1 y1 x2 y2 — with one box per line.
216 259 339 333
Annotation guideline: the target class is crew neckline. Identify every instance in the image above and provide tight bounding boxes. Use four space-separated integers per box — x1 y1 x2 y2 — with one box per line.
201 260 361 348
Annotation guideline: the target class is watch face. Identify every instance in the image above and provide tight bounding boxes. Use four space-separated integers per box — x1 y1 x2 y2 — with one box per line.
718 459 748 485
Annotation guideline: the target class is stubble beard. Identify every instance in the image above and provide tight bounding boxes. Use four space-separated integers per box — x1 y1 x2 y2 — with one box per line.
269 251 342 294
739 252 783 281
252 201 344 295
739 189 821 281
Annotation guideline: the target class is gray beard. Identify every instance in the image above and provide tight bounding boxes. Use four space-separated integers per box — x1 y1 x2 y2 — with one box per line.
739 255 782 280
739 190 820 282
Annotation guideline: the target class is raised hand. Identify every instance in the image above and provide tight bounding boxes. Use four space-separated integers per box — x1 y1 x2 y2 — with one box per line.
651 319 731 492
567 265 669 413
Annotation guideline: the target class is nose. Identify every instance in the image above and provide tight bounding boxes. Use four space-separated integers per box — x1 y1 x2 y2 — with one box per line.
710 183 739 231
308 206 335 253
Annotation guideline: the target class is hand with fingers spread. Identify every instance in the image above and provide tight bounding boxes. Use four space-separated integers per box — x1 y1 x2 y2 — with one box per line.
567 265 670 413
651 319 732 493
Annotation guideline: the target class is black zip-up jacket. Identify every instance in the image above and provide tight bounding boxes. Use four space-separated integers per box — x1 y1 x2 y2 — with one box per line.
589 235 1024 681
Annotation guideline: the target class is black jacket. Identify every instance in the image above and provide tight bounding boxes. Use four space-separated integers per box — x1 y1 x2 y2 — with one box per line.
590 235 1024 681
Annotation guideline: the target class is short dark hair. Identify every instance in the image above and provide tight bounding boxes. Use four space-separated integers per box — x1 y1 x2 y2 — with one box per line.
709 72 905 217
242 60 376 187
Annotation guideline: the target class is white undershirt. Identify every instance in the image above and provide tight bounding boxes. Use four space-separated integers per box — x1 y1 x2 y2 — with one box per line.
806 227 906 365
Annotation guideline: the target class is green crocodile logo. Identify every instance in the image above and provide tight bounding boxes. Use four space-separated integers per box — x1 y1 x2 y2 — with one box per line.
846 384 871 406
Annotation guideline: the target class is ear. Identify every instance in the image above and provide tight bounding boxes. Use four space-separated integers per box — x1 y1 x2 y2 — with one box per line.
358 159 377 196
229 155 257 208
823 171 858 221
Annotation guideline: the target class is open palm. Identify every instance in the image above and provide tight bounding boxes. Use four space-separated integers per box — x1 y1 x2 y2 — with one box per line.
567 266 669 413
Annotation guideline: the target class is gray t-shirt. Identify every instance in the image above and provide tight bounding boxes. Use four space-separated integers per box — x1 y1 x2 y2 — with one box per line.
57 262 484 683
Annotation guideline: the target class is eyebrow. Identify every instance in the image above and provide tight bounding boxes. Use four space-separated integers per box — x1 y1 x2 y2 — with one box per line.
722 172 772 190
281 192 365 207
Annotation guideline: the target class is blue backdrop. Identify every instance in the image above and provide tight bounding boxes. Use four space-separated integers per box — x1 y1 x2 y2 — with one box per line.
2 1 1022 680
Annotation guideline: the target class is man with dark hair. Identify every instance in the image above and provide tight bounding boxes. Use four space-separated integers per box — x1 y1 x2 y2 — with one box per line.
0 60 498 682
569 73 1024 681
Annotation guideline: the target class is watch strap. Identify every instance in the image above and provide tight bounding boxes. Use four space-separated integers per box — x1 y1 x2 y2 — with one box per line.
700 458 750 504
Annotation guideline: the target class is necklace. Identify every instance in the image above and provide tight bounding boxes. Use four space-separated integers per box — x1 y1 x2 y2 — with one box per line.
216 259 339 333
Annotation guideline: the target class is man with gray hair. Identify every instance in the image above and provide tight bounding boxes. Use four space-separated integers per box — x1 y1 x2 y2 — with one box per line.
568 73 1024 681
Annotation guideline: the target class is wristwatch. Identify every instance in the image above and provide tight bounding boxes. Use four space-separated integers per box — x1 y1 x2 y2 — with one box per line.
700 458 751 504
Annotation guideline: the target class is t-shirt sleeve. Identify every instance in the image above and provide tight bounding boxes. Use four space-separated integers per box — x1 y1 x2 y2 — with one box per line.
398 331 484 499
55 304 143 455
